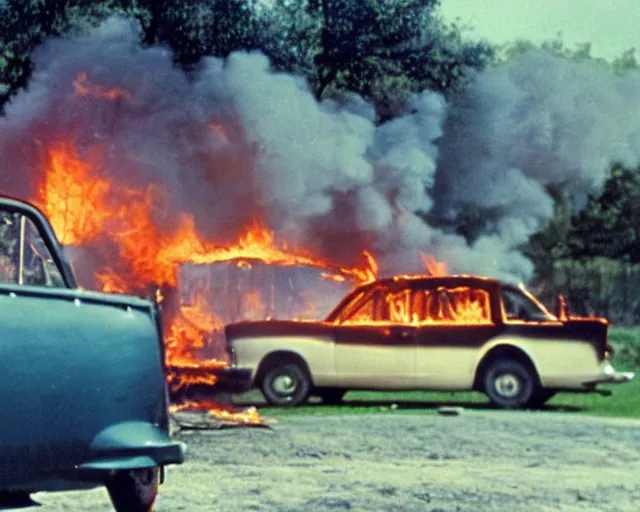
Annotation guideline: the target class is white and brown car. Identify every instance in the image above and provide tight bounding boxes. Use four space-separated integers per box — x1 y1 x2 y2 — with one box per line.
224 275 634 409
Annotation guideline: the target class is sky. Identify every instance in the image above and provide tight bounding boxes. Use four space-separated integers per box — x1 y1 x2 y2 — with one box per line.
438 0 640 61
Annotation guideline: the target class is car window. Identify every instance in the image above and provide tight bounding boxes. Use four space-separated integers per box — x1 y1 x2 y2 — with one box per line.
0 211 65 288
500 287 550 322
383 289 415 323
341 290 382 323
415 286 493 325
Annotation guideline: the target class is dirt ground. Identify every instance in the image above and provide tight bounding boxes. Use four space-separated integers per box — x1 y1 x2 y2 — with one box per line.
32 411 640 511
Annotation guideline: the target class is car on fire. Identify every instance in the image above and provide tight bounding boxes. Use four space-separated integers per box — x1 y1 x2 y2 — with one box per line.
0 196 184 511
225 274 634 409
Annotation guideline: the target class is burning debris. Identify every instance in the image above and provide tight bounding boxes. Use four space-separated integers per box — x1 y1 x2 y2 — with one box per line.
169 401 265 431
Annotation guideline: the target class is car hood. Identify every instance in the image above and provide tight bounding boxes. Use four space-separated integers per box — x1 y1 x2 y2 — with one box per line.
225 320 334 341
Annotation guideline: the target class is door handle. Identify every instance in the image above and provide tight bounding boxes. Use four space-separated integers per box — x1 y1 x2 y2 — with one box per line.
399 330 410 338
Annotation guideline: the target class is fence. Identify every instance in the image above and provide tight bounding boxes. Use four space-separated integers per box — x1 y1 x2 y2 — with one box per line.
531 257 640 325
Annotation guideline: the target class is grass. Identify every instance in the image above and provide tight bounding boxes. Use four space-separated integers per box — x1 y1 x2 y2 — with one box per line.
233 326 640 419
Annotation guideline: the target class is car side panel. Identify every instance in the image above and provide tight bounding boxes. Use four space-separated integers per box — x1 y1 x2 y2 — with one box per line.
333 324 416 388
415 323 605 391
0 285 171 491
231 335 337 387
414 325 498 389
477 335 604 389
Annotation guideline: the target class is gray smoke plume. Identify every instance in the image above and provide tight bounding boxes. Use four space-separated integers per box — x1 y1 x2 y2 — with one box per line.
433 50 640 279
1 16 640 289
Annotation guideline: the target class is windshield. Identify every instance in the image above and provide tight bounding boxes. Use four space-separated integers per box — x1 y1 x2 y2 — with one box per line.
501 285 554 322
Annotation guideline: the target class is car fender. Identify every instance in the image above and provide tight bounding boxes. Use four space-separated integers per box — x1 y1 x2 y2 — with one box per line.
77 421 186 472
473 336 541 382
233 336 335 386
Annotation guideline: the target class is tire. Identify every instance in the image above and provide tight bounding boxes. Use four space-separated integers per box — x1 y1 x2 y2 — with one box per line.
106 467 160 512
316 388 347 405
527 389 556 409
483 359 536 409
260 362 311 407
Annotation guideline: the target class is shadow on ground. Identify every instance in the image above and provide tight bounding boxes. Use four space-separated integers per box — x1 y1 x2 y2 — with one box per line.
232 394 584 413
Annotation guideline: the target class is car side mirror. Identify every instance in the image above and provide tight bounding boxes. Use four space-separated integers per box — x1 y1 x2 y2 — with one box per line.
554 293 568 321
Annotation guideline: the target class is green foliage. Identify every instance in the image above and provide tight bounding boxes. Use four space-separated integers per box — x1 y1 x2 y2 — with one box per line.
0 0 146 109
551 257 640 324
526 165 640 324
0 0 495 120
499 35 609 66
300 0 495 120
570 167 640 262
136 0 260 65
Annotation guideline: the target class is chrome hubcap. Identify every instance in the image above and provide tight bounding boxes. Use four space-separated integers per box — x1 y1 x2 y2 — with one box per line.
273 374 297 395
494 373 521 398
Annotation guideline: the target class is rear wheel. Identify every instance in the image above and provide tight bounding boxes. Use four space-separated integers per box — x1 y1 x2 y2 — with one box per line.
106 467 160 512
483 359 536 409
260 362 311 406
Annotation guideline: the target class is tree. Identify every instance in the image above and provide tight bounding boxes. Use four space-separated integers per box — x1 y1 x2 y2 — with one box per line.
0 0 145 110
135 0 260 66
568 166 640 262
1 0 494 120
277 0 494 120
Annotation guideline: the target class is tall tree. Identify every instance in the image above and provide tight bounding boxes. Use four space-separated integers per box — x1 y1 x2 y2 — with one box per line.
271 0 494 120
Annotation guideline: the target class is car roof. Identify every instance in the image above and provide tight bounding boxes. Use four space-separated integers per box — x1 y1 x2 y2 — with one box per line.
354 274 503 293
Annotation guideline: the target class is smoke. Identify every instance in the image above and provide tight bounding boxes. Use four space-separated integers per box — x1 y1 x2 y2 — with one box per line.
433 50 640 279
1 16 640 287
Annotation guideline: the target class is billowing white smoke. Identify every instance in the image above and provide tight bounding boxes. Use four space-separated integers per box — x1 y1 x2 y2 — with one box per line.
1 16 639 286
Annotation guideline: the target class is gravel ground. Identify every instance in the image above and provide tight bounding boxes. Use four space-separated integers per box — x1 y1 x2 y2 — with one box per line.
33 411 640 512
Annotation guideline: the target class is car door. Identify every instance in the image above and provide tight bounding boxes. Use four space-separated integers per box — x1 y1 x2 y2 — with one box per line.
0 209 76 485
414 283 498 389
333 285 417 389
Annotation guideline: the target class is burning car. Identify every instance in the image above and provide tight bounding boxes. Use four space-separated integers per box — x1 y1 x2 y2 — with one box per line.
225 274 634 409
0 197 184 511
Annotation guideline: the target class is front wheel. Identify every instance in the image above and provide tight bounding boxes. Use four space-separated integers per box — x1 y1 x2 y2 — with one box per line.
483 359 536 409
260 362 311 406
106 467 160 512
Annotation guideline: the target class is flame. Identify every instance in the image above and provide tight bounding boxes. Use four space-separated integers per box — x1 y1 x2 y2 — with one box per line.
422 286 492 324
36 137 378 420
169 401 263 426
421 253 448 276
73 71 132 101
40 142 112 245
343 285 492 326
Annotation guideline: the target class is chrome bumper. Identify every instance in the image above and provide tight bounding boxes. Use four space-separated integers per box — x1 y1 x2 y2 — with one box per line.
583 363 635 386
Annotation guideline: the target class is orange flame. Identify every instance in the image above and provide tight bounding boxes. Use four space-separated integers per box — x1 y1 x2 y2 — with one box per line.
40 142 112 245
73 71 132 101
421 286 492 324
421 252 448 277
343 285 492 326
36 139 378 415
169 401 263 426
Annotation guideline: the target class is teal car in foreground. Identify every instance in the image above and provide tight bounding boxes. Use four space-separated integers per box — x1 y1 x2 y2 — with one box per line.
0 196 184 511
